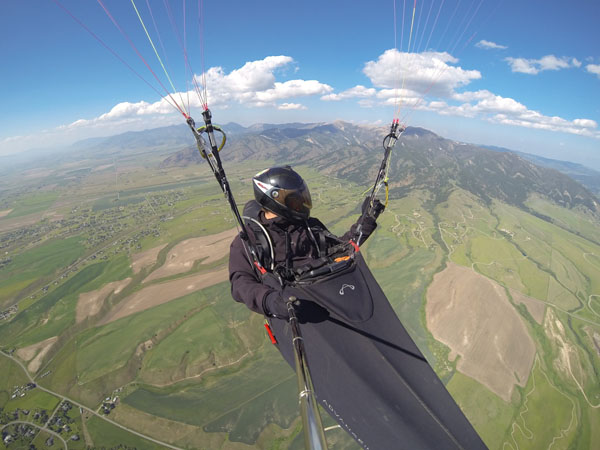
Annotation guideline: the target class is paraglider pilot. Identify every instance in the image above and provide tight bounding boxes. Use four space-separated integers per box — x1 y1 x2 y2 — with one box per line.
228 165 384 320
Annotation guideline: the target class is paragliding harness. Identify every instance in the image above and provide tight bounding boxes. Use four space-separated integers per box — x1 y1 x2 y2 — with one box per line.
241 201 360 284
238 120 405 285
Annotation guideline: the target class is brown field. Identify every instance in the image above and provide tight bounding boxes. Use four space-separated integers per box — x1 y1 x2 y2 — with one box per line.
76 278 132 323
0 209 12 218
92 164 114 172
15 336 58 373
510 288 546 324
100 268 228 325
22 168 54 179
143 228 236 283
0 213 43 233
426 262 536 402
131 244 168 274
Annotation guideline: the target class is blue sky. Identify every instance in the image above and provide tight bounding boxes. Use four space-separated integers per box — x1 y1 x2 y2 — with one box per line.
1 0 599 169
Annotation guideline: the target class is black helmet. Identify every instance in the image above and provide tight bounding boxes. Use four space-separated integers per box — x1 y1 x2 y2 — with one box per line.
252 166 312 221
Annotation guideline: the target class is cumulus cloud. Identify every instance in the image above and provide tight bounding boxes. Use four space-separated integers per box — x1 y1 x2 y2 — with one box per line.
321 85 376 101
253 79 332 104
63 56 332 128
586 64 600 78
318 48 598 140
278 103 306 110
56 99 176 131
322 49 479 112
198 56 332 107
426 89 599 138
363 49 481 97
63 55 332 130
475 40 507 50
505 55 581 74
214 56 293 92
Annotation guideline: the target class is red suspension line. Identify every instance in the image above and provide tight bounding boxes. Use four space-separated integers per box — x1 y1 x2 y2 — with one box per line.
424 0 446 52
50 0 181 114
143 0 188 113
449 0 485 55
435 0 461 52
415 0 435 53
198 0 209 110
96 0 188 117
182 0 191 112
162 0 206 110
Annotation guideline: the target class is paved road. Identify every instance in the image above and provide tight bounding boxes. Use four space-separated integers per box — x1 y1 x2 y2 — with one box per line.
1 420 68 449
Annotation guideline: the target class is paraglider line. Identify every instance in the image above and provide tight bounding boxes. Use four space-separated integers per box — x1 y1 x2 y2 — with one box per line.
96 0 188 117
50 0 181 114
162 0 207 109
130 0 186 114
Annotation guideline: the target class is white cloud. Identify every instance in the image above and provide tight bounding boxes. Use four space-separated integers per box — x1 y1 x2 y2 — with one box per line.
218 56 293 92
430 89 599 138
586 64 600 78
321 85 376 101
475 40 507 50
278 103 306 110
363 49 481 97
197 56 331 107
318 49 598 141
505 57 538 74
254 79 332 104
62 56 330 128
505 55 580 74
573 118 598 128
538 55 571 71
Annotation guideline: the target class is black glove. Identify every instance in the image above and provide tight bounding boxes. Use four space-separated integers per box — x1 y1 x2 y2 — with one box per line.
264 291 329 324
361 197 385 219
293 299 329 324
263 290 292 320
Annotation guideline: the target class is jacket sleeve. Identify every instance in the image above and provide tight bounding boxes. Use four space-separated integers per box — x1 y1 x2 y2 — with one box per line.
341 214 378 244
228 235 274 315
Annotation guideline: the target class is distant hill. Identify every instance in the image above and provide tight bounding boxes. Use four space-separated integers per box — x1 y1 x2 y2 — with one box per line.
159 122 600 217
483 144 600 196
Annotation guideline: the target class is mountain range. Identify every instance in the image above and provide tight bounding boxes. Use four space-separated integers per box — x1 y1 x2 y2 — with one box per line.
157 121 600 217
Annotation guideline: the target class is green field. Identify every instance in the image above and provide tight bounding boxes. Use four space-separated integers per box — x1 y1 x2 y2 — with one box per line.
124 344 298 445
3 388 61 417
0 354 30 407
0 236 85 307
140 305 245 385
85 414 168 449
3 191 60 219
506 357 579 450
447 371 515 450
0 254 132 349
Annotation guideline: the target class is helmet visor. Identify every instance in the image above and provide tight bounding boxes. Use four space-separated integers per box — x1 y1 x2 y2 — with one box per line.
276 182 312 217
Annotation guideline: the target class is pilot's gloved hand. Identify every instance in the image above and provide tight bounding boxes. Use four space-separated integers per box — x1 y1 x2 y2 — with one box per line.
361 197 385 219
263 290 290 320
264 292 329 324
293 299 329 324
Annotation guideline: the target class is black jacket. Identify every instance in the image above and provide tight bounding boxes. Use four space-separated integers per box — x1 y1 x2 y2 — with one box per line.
228 201 378 316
